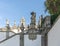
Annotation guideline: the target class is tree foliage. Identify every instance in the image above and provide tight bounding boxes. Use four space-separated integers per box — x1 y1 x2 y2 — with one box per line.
45 0 60 25
45 0 60 14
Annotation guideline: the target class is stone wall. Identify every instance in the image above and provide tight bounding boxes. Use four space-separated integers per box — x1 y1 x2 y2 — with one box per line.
48 17 60 46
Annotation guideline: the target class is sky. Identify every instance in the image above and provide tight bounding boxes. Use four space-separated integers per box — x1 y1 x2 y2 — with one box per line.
0 0 49 27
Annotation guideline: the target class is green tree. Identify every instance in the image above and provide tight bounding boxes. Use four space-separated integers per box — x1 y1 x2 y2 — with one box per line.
45 0 60 14
45 0 60 25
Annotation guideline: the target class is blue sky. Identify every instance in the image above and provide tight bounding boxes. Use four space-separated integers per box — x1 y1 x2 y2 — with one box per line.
0 0 49 27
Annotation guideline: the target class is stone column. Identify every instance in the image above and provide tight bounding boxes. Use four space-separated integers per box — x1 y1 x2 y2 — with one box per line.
20 23 24 46
6 24 10 38
41 35 45 46
41 34 48 46
20 33 24 46
6 19 10 38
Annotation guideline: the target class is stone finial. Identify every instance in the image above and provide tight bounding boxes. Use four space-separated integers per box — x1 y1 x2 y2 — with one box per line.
38 15 43 27
31 12 36 15
6 19 9 25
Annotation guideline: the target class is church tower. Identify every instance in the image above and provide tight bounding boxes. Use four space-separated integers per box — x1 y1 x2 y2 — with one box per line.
20 17 26 28
13 20 17 29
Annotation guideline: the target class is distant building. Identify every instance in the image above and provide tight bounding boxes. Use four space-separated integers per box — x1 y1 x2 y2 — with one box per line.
0 12 51 34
